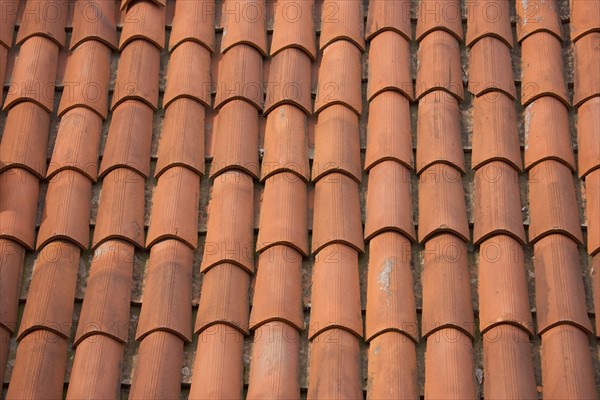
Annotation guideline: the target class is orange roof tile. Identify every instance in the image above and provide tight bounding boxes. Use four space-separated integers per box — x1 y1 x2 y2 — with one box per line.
415 0 463 42
70 0 118 50
319 0 365 50
119 0 165 50
516 0 563 42
587 170 600 256
163 40 211 109
220 0 267 55
367 30 413 101
416 30 463 100
16 0 68 47
270 0 316 59
570 0 600 42
169 0 215 52
263 48 312 115
468 36 515 99
0 0 18 48
573 32 600 107
465 0 512 47
213 44 263 110
0 168 39 250
365 0 411 42
0 239 25 333
577 97 600 178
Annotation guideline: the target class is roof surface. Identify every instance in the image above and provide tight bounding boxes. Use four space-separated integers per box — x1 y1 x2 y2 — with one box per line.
1 0 600 398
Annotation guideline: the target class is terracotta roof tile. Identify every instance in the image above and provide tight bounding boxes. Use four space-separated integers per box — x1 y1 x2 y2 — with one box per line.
307 328 363 399
482 325 537 399
0 44 7 85
528 160 583 244
146 167 199 249
416 30 463 101
365 232 418 342
367 31 413 101
312 104 361 183
423 328 477 399
47 107 103 181
570 0 600 42
533 234 593 334
314 40 362 115
220 0 267 55
137 239 194 341
201 171 255 273
17 240 80 339
270 0 316 59
249 245 304 330
70 0 118 50
92 168 146 249
0 239 25 333
311 173 364 254
0 168 39 250
121 0 166 10
261 104 310 181
365 0 411 42
3 36 58 112
586 170 600 256
521 32 569 107
0 0 18 48
75 240 134 344
15 0 67 47
516 0 563 42
365 91 413 171
169 0 215 52
163 41 211 109
577 97 600 178
541 325 597 399
573 32 600 107
319 0 365 51
594 255 600 335
0 102 51 178
99 100 154 178
119 0 165 50
418 164 469 243
415 0 463 43
213 44 263 110
478 235 534 334
468 37 515 99
263 48 312 115
465 0 512 48
155 98 206 178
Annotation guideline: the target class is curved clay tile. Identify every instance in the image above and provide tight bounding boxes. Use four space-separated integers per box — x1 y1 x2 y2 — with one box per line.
70 0 118 50
220 0 267 55
577 97 600 178
367 332 418 399
213 44 263 110
261 104 310 181
119 0 165 50
478 235 534 334
75 240 134 344
263 48 312 115
58 40 111 119
523 97 575 171
311 173 364 254
570 0 600 42
201 170 255 273
111 40 161 110
0 240 25 333
311 104 361 183
146 167 200 249
99 100 154 178
314 40 362 115
587 170 600 256
421 234 474 338
136 239 194 342
0 0 18 48
482 325 537 399
121 0 166 10
415 0 463 42
47 108 103 181
0 45 7 85
465 0 512 47
92 168 146 249
17 241 80 339
3 36 58 113
0 168 39 250
473 162 526 245
521 32 569 107
15 0 68 47
210 99 260 179
471 93 522 171
155 98 206 178
364 162 416 242
367 31 413 101
467 37 515 99
533 234 593 334
319 0 365 51
365 232 418 342
270 0 316 59
249 245 304 330
573 33 600 107
246 322 301 399
163 41 212 109
418 164 470 243
528 160 583 244
365 0 411 42
423 328 477 399
365 91 413 171
516 0 562 42
169 0 215 52
541 325 597 399
0 102 51 178
307 329 363 399
415 30 464 101
309 243 362 339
